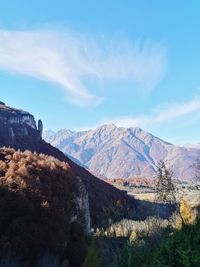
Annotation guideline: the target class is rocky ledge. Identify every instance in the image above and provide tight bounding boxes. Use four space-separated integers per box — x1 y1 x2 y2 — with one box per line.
0 102 43 145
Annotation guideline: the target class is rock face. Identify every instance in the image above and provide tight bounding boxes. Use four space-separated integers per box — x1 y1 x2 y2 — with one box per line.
43 124 200 181
0 104 41 147
0 103 136 228
38 119 43 138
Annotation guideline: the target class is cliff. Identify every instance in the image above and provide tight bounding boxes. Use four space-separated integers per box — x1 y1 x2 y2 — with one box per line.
0 103 136 228
0 102 43 148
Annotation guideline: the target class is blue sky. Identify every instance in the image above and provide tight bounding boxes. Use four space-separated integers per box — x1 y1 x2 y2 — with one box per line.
0 0 200 144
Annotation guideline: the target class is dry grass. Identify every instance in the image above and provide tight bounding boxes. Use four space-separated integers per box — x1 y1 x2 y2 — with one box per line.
109 178 200 208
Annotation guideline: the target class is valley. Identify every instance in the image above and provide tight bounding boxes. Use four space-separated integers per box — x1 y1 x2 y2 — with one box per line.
1 2 200 266
0 101 199 267
108 178 200 208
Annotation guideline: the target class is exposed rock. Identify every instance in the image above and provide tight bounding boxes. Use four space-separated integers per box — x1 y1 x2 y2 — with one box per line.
43 124 200 181
0 103 40 147
76 176 91 234
38 119 43 138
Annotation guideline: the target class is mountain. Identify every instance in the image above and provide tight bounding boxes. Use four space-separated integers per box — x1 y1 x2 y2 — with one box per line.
0 102 136 228
43 124 200 181
184 143 200 150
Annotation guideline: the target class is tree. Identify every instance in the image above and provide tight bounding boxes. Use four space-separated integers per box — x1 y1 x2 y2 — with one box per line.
83 241 101 267
193 153 200 182
154 161 176 205
179 199 192 224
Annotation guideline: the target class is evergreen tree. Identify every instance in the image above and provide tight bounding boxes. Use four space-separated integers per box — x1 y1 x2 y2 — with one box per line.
154 161 176 204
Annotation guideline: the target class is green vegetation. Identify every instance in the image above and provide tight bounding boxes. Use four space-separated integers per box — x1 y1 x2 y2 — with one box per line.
83 241 101 267
85 216 200 267
84 196 199 267
113 218 200 267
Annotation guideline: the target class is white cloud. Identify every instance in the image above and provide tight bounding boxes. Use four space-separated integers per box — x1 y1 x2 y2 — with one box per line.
94 95 200 129
0 28 166 106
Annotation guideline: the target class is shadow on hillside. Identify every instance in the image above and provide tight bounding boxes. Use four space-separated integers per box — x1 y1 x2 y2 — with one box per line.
91 192 176 230
0 185 88 267
0 185 175 267
134 199 176 220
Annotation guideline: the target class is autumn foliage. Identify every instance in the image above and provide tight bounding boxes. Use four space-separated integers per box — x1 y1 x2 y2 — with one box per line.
0 147 86 265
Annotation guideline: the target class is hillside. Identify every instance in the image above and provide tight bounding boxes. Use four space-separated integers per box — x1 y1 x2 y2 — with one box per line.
0 102 136 228
44 124 200 181
0 147 89 266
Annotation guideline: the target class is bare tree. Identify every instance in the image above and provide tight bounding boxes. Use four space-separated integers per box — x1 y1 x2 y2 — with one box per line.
154 160 176 205
193 154 200 182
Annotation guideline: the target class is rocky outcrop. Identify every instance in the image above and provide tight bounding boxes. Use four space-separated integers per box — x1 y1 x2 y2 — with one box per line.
0 104 44 147
43 124 200 181
75 176 91 234
38 119 43 138
0 104 37 128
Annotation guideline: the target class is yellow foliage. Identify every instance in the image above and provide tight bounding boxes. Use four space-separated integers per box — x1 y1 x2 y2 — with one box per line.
179 199 192 224
175 215 183 230
129 230 137 242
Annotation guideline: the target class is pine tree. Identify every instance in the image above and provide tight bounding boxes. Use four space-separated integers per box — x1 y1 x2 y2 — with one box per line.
154 161 176 204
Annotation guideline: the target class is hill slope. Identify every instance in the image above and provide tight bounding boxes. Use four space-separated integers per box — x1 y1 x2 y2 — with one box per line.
0 147 90 266
0 102 136 227
44 124 199 181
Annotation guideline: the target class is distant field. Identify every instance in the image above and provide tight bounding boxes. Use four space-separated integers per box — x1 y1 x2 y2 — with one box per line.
109 180 200 208
130 190 200 207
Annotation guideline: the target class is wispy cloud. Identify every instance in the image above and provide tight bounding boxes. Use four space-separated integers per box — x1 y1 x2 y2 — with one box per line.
92 95 200 129
0 28 166 106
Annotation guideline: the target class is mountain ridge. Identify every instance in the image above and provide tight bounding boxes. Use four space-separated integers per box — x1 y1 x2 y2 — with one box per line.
44 124 199 181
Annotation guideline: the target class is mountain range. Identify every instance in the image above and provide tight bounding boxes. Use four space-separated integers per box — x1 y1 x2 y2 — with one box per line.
43 124 200 181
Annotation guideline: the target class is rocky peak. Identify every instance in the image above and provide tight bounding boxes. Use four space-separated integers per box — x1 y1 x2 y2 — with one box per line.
96 123 117 131
44 124 200 181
